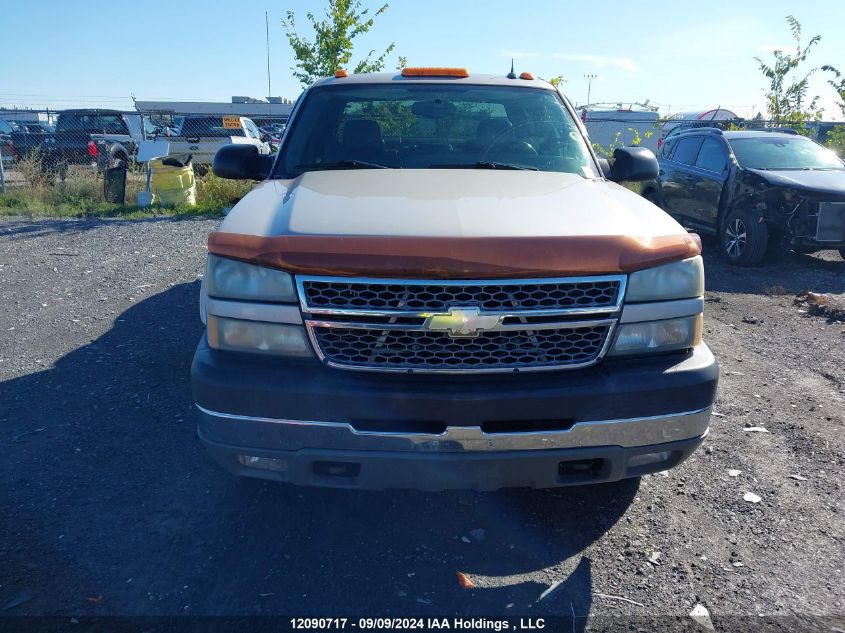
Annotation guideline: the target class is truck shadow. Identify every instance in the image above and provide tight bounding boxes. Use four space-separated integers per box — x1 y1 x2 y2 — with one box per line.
0 215 218 240
0 282 636 619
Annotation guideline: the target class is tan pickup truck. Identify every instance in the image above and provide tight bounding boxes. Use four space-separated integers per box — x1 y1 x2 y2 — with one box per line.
191 68 718 491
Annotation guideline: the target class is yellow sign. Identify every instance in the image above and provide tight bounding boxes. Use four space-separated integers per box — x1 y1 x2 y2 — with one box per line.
222 116 241 130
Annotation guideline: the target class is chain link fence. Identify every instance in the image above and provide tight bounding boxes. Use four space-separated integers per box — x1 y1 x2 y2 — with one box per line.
1 106 842 211
0 108 287 212
583 116 845 157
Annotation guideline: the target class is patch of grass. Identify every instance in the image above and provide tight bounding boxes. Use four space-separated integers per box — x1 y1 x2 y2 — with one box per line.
0 158 251 219
196 172 254 208
621 181 643 195
0 191 223 220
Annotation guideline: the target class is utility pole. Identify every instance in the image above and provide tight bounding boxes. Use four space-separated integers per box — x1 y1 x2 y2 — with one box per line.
584 74 597 106
265 11 272 101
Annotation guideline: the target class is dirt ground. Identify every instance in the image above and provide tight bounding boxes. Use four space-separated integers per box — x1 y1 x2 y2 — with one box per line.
0 217 842 631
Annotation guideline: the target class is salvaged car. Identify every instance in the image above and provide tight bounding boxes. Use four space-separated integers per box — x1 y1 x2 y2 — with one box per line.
643 128 845 265
191 68 719 491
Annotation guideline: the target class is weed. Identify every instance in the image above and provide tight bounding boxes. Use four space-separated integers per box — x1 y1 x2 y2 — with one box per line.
0 158 247 219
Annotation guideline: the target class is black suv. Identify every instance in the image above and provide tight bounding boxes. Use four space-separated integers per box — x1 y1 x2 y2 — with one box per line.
642 128 845 265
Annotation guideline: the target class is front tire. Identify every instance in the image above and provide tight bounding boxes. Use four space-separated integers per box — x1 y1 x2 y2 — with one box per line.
720 209 768 266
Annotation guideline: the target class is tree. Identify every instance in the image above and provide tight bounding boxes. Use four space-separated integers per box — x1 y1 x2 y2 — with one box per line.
548 76 566 88
821 65 845 117
819 65 845 155
282 0 396 87
754 15 821 125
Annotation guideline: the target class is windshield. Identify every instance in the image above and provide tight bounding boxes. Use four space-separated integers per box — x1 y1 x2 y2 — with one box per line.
729 136 844 170
278 83 597 176
56 113 127 134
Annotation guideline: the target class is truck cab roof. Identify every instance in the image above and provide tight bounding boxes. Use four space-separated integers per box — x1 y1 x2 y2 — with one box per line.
311 71 555 90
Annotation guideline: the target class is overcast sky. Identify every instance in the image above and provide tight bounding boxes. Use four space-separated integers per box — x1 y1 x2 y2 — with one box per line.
3 0 844 119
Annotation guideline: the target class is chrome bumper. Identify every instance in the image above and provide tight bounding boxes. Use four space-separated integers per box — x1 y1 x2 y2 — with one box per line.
196 405 711 453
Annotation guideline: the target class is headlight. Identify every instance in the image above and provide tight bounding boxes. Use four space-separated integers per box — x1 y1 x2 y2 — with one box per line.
206 255 296 302
207 315 312 357
608 315 701 356
626 256 704 302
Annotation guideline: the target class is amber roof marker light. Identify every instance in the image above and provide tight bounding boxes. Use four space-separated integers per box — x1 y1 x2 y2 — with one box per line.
401 67 470 78
519 72 535 80
334 69 349 78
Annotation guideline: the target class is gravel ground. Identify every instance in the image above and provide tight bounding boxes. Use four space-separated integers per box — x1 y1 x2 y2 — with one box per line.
0 217 843 629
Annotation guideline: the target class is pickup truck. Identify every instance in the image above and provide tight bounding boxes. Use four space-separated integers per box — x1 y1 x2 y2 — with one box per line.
192 68 719 491
165 115 270 166
0 119 15 164
41 109 146 172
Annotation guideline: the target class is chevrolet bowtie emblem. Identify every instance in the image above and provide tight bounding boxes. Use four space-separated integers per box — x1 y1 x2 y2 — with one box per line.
424 307 503 338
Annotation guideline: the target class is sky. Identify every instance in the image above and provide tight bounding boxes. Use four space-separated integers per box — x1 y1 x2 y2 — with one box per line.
2 0 844 119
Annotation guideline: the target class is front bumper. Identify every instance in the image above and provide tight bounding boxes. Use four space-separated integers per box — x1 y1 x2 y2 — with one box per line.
201 430 706 490
191 338 718 490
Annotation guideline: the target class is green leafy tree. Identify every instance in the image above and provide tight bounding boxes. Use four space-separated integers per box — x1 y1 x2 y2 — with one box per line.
548 76 566 88
825 126 845 156
820 65 845 155
754 15 822 126
282 0 396 87
592 127 653 159
821 65 845 117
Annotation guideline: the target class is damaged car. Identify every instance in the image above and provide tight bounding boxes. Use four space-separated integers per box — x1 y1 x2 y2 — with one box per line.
642 128 845 265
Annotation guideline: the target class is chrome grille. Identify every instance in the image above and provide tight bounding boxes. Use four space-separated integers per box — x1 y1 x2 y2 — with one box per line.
313 325 612 371
301 279 621 312
297 275 626 374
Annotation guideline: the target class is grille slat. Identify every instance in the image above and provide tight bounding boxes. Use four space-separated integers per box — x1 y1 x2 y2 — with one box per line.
302 279 621 312
313 326 611 371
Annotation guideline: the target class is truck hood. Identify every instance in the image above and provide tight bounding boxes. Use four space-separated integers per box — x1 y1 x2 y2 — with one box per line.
212 170 701 278
747 168 845 197
220 169 685 239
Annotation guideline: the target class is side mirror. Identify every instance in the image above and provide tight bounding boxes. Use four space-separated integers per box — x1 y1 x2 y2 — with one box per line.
213 144 274 180
608 146 659 182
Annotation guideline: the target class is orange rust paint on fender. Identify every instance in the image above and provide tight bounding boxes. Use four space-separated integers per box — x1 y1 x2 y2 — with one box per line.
206 233 702 279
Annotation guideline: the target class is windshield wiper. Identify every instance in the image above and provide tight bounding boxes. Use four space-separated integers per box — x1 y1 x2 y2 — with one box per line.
294 160 390 171
430 162 539 171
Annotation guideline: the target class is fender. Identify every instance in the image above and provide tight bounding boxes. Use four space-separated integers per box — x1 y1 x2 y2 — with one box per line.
719 167 767 229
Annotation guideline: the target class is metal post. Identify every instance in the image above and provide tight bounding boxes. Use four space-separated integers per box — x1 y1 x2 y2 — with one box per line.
0 146 6 194
584 74 597 107
266 12 272 101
